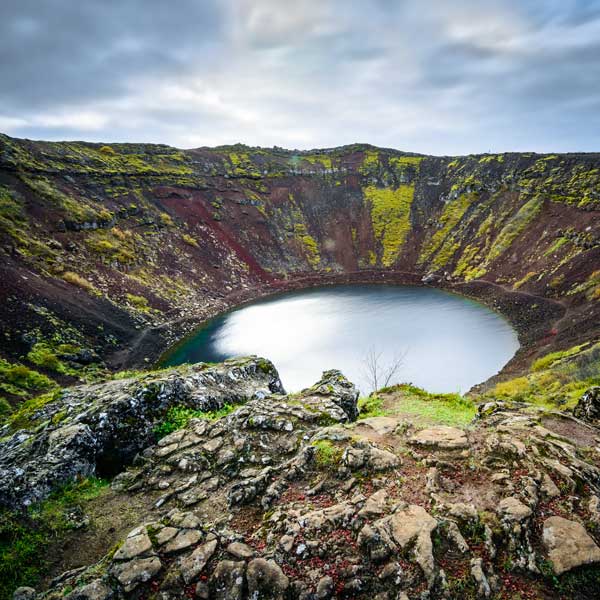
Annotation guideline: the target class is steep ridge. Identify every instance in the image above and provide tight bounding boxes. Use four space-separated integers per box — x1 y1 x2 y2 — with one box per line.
0 134 598 408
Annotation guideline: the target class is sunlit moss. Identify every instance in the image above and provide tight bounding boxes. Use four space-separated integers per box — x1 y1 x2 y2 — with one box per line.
513 271 537 290
419 193 477 268
485 196 543 264
293 223 321 268
365 184 414 267
483 342 600 409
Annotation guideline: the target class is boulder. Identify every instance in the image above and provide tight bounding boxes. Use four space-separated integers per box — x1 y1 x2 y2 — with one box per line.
246 558 289 599
496 497 532 522
409 426 469 450
308 369 359 421
226 541 255 559
180 539 218 584
113 529 153 561
210 560 246 600
542 516 600 575
110 556 162 592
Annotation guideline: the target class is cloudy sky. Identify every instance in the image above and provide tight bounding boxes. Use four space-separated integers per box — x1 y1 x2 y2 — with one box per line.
1 0 599 154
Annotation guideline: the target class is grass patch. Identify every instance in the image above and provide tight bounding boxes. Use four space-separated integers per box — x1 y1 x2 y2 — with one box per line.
0 359 56 405
125 293 150 312
357 395 388 419
154 403 235 439
0 477 108 600
61 271 95 292
311 439 343 467
485 342 600 409
378 384 477 427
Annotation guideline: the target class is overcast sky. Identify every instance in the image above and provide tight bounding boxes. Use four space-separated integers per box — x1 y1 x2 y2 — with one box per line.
1 0 599 154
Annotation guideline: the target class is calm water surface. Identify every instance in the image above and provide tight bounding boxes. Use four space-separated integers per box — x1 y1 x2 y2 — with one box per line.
164 285 519 394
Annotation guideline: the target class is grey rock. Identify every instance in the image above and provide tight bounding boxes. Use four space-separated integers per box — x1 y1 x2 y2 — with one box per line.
163 528 202 554
210 560 246 600
542 516 600 574
64 579 113 600
110 556 162 592
180 539 218 584
496 497 532 522
246 558 289 599
573 387 600 423
316 575 334 598
226 541 255 559
113 530 153 561
12 588 36 600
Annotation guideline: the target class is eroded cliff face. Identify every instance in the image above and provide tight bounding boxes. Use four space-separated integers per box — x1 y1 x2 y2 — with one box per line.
0 135 598 402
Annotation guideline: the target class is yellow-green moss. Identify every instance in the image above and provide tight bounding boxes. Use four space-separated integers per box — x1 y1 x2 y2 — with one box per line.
365 184 414 267
293 223 321 268
513 271 537 290
484 342 600 409
419 193 477 267
125 293 150 312
453 244 487 281
360 150 380 174
485 196 543 264
61 272 95 292
181 233 199 248
568 270 600 300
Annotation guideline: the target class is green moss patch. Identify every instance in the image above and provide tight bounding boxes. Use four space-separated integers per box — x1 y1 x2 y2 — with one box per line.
154 403 235 439
366 184 414 267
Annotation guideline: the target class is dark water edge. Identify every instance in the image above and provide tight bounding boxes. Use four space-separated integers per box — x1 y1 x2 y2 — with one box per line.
162 284 519 395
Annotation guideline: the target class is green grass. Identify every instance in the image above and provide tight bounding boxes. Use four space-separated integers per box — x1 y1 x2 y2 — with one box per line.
3 388 63 431
0 359 56 404
0 477 108 600
357 395 387 419
364 384 477 427
153 403 235 438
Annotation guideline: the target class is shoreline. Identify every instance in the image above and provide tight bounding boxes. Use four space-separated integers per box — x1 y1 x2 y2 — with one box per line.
111 270 566 392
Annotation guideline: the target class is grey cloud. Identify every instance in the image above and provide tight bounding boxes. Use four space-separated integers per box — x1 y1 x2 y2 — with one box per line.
0 0 223 111
0 0 599 153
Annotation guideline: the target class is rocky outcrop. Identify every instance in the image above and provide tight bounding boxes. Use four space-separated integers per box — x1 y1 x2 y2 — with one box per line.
573 386 600 424
0 357 283 508
13 363 600 600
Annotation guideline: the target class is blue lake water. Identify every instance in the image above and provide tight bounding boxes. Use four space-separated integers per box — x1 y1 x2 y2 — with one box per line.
163 285 519 395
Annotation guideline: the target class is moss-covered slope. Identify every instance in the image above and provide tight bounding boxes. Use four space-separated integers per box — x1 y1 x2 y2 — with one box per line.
0 134 598 411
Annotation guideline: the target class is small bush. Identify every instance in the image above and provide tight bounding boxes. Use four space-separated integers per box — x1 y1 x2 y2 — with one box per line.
26 343 61 372
159 213 174 227
182 233 199 248
311 439 343 467
99 145 116 155
0 398 12 417
86 238 115 254
125 293 149 311
62 271 94 292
